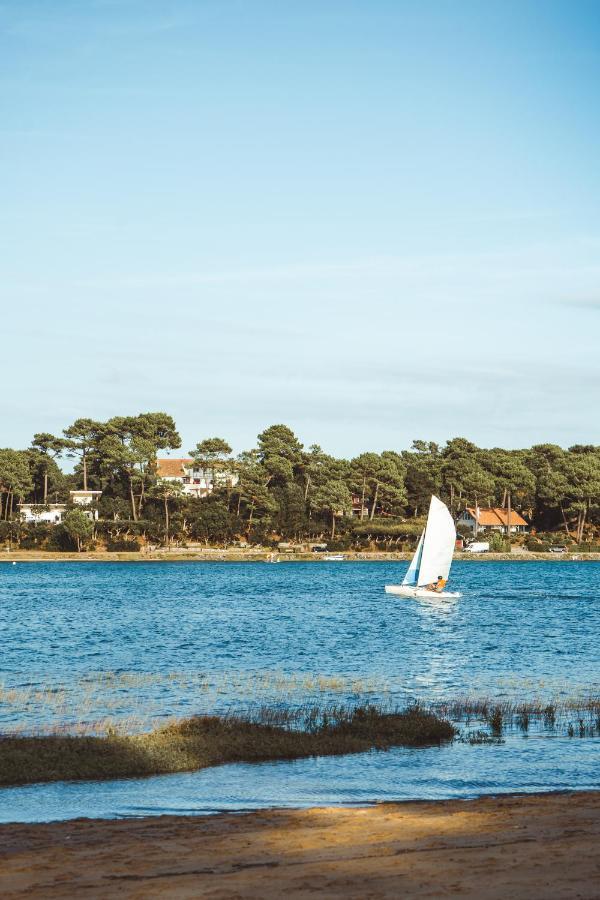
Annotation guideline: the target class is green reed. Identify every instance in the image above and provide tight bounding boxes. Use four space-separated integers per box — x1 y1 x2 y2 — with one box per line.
2 671 600 741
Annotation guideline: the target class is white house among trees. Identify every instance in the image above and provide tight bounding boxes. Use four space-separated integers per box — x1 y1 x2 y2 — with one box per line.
457 507 529 535
156 459 238 498
19 490 102 524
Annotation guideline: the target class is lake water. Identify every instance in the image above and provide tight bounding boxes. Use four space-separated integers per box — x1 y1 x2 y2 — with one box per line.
1 560 599 822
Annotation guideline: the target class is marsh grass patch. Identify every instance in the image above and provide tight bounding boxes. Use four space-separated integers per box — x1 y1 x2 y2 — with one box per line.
0 703 455 788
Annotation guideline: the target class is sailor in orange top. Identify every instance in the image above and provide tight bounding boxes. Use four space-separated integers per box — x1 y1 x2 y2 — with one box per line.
427 576 447 593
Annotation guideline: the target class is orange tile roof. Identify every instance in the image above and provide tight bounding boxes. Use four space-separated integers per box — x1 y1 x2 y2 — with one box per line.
465 507 528 527
156 458 192 478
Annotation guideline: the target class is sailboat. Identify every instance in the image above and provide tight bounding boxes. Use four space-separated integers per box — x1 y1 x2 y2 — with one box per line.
385 495 461 599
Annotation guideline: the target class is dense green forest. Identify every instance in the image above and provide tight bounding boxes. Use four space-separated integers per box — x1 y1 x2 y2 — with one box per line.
1 413 600 551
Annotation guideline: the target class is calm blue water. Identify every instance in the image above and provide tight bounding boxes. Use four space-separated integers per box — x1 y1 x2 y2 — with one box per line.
1 560 599 822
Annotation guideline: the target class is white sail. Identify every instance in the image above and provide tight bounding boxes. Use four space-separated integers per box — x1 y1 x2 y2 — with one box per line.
416 495 456 587
402 529 424 586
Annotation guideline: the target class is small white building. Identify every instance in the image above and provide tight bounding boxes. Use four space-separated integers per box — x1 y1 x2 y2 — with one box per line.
70 490 102 508
156 458 238 498
19 503 67 524
19 490 102 524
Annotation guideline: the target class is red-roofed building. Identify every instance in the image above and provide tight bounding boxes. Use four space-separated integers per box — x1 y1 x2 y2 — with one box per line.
156 458 238 499
457 507 529 535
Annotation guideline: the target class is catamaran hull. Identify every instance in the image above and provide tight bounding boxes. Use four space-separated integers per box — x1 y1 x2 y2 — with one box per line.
384 585 462 599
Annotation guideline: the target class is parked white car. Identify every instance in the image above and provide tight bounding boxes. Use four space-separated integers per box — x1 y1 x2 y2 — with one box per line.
464 541 490 553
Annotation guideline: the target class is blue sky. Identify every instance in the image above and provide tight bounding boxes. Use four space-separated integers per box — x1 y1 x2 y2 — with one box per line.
2 0 599 457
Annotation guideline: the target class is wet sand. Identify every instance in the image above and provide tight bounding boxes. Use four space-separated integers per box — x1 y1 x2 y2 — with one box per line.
1 791 599 898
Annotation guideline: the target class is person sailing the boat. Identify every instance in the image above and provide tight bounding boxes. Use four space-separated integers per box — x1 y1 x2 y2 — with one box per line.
426 575 447 593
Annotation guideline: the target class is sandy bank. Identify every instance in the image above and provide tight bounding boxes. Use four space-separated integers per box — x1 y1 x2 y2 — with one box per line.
2 549 600 562
1 791 599 898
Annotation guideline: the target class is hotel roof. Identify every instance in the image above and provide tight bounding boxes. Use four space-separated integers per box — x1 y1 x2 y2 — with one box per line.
156 458 193 478
465 507 528 527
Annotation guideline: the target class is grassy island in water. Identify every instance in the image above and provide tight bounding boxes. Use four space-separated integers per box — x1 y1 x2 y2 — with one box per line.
0 705 454 788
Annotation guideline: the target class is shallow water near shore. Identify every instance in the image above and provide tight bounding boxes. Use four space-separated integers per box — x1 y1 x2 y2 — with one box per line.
1 560 599 822
1 731 600 823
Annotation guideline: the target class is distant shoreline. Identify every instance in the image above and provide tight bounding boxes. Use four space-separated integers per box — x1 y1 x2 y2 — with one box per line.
2 550 600 563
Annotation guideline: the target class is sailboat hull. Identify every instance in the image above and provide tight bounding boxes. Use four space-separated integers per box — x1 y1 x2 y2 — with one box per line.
384 585 462 599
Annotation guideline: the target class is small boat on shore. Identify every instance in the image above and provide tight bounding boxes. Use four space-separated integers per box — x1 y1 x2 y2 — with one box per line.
324 554 345 561
385 495 461 599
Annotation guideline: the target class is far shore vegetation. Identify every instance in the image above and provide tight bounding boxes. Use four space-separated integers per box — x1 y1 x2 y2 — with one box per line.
0 705 455 787
2 414 600 554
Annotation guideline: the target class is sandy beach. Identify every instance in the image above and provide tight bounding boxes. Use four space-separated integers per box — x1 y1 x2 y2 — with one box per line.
1 791 599 898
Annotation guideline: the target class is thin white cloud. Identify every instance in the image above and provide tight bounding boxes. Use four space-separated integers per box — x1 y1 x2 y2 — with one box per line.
4 238 600 294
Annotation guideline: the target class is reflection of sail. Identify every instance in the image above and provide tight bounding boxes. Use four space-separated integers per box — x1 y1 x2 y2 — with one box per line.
417 496 456 587
403 530 424 586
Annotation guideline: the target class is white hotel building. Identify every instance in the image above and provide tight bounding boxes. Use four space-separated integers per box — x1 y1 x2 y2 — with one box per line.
156 459 238 498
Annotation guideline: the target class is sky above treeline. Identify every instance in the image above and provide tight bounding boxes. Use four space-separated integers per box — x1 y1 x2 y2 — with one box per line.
2 0 599 458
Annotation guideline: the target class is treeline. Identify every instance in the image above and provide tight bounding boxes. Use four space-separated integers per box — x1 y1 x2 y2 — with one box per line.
1 414 600 550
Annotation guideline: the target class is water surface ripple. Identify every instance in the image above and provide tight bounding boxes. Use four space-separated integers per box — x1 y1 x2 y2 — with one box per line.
1 560 599 821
